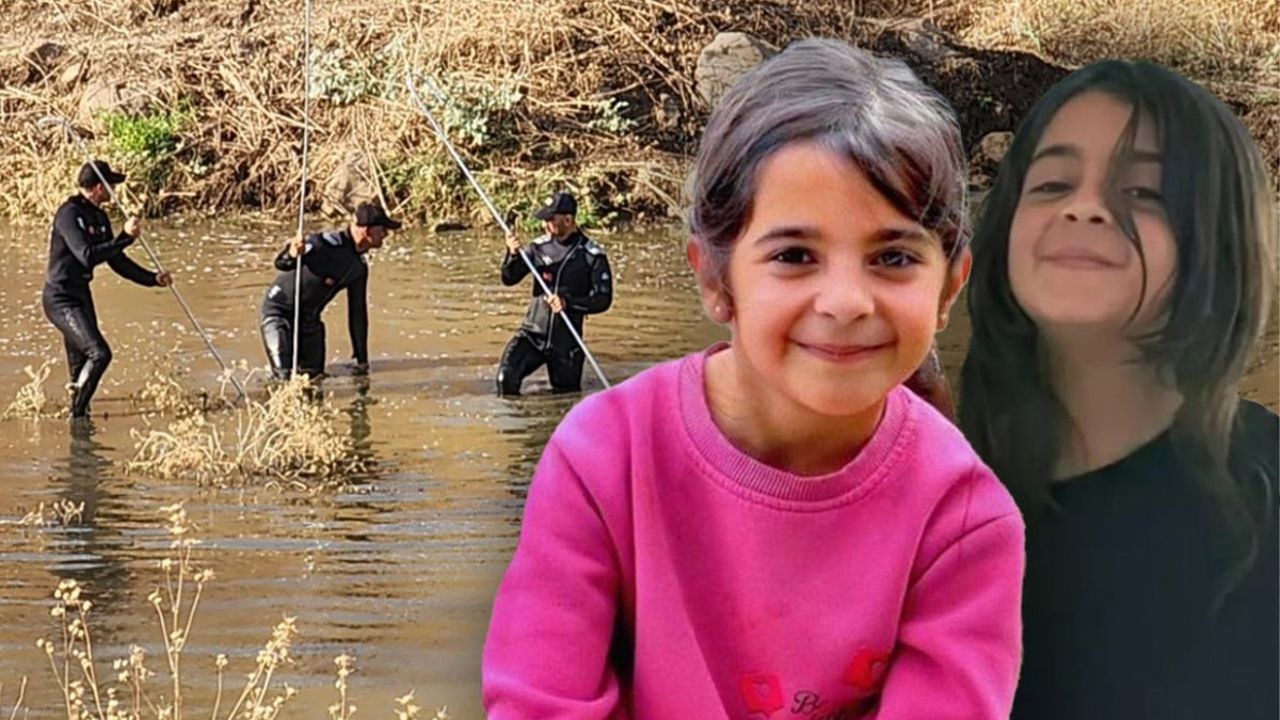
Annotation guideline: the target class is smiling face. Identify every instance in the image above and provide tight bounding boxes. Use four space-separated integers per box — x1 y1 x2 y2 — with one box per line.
694 140 968 419
1008 91 1176 336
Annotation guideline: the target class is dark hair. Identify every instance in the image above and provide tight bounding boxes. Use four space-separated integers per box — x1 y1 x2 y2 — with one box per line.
959 60 1277 607
686 38 969 287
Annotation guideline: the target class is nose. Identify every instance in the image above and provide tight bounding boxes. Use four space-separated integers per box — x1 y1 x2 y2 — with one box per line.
1060 184 1115 226
812 268 874 323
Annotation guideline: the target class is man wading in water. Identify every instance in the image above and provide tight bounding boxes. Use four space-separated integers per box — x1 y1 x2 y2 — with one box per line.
260 202 400 380
43 161 172 420
497 192 613 395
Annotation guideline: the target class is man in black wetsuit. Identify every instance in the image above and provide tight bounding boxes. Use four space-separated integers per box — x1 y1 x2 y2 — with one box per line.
260 202 400 379
497 191 613 395
43 161 172 419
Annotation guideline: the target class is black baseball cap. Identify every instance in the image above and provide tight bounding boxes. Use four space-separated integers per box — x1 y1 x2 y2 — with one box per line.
77 160 126 189
533 191 577 220
354 202 402 230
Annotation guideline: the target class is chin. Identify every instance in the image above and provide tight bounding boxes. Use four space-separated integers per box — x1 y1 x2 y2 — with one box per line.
1023 302 1135 332
780 377 890 420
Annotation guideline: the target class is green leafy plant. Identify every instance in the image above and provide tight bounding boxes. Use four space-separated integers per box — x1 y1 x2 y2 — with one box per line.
432 75 523 148
309 47 379 106
99 102 195 193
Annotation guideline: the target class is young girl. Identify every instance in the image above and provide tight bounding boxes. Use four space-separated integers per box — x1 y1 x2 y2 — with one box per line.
484 39 1025 718
959 61 1278 719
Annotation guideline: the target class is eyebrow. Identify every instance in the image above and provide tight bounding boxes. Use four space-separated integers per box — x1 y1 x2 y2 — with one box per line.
753 224 930 246
1031 143 1162 164
1030 144 1079 163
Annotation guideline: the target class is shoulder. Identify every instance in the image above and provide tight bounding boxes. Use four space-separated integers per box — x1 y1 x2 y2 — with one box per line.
574 231 606 256
548 358 682 466
55 197 85 220
1234 399 1278 448
887 387 1023 554
315 230 345 248
1231 399 1279 509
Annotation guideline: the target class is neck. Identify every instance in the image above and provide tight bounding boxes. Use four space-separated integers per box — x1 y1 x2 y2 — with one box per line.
1042 327 1182 478
349 227 366 253
705 345 884 477
80 190 100 207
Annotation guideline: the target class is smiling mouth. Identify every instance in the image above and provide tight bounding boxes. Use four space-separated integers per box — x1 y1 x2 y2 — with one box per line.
794 341 890 363
1040 251 1123 269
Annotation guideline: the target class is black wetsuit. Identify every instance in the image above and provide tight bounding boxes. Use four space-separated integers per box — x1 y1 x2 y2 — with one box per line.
497 229 612 395
42 194 159 418
260 228 369 379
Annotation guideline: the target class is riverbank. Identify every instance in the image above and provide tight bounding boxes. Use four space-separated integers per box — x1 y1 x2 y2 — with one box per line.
2 0 1276 228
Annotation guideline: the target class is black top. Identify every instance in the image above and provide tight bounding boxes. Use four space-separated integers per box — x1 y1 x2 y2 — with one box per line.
500 229 612 344
1013 400 1279 720
261 229 370 364
44 194 157 301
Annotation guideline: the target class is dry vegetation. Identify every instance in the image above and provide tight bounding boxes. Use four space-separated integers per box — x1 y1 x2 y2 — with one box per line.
0 0 1275 225
125 372 367 490
8 503 448 720
0 359 61 420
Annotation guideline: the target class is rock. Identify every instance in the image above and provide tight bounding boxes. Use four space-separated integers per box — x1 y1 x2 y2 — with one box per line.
968 131 1015 191
978 131 1013 166
898 18 959 64
653 92 680 131
322 150 379 216
432 220 470 234
22 41 66 83
57 58 85 90
694 32 775 108
77 79 154 127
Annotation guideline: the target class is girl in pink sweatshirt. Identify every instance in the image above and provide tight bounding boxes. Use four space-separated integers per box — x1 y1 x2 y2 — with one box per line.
484 38 1025 719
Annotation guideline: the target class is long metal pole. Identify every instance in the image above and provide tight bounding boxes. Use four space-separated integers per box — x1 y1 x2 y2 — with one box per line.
403 74 611 389
291 0 313 378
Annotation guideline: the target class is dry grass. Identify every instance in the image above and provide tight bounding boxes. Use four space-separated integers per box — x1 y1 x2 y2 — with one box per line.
17 500 85 528
16 503 448 720
958 0 1279 89
1 0 1275 222
1 359 64 421
126 374 366 489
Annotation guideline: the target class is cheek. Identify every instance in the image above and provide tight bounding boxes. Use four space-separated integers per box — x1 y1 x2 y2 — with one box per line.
1006 205 1041 301
725 262 803 346
1138 220 1177 288
879 272 950 346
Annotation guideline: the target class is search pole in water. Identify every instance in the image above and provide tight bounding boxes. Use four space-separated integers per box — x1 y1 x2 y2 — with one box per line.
291 0 314 378
403 73 611 389
36 115 248 404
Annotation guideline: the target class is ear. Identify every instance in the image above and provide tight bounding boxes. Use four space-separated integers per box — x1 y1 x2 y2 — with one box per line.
686 238 733 324
937 247 972 331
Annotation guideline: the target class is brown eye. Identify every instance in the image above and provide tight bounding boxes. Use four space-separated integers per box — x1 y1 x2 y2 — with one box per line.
1028 181 1072 194
1123 186 1164 203
874 249 920 268
770 247 814 264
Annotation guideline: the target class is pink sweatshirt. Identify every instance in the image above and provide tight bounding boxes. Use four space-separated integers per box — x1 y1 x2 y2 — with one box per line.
484 348 1025 719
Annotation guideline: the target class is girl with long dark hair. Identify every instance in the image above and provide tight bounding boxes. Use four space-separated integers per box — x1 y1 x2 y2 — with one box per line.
960 60 1278 718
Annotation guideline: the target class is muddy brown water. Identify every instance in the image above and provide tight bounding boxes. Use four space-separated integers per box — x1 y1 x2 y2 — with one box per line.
0 218 1275 718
